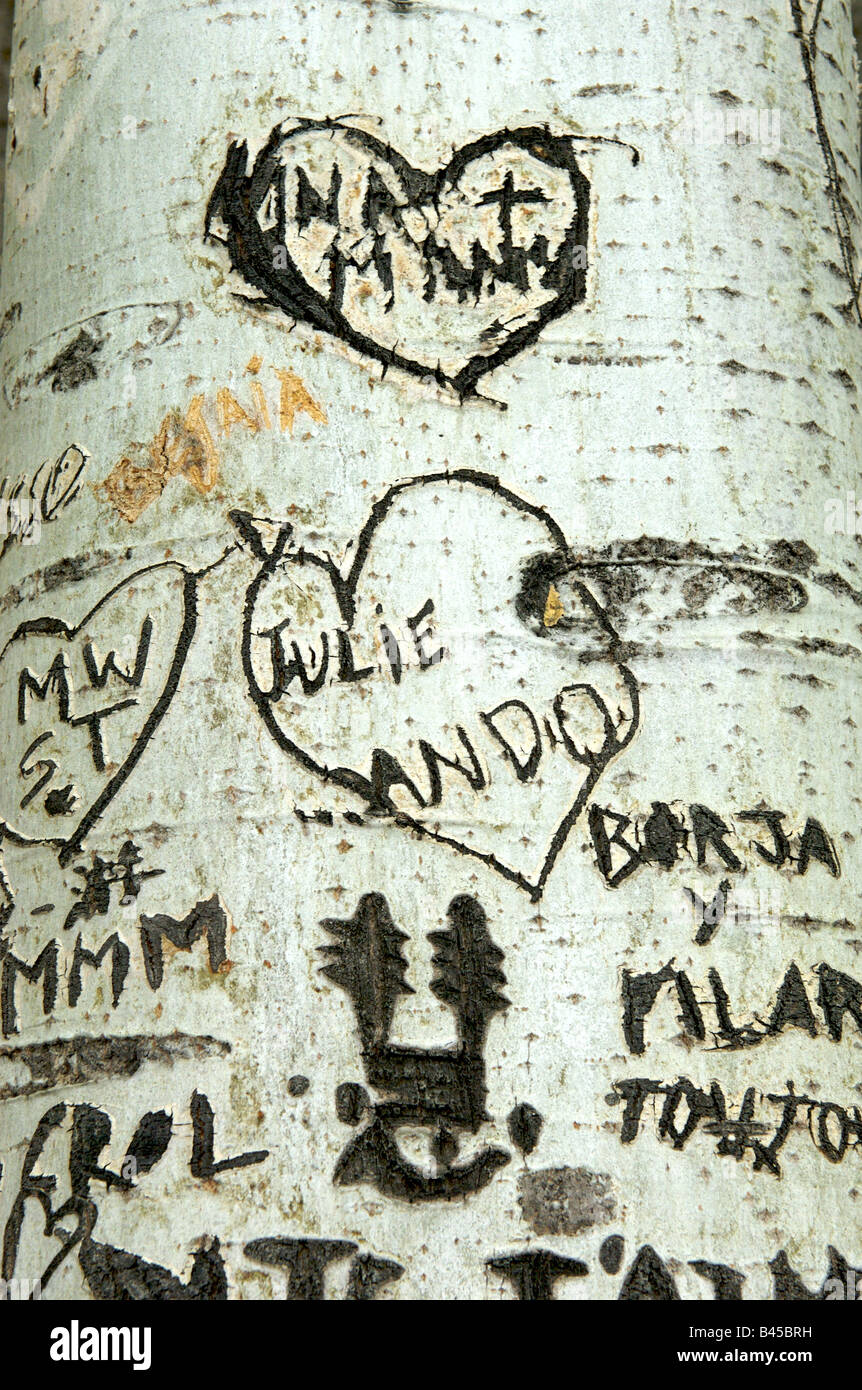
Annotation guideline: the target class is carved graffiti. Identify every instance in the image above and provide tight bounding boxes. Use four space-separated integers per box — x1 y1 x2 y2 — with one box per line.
205 119 604 398
235 469 639 899
321 892 511 1200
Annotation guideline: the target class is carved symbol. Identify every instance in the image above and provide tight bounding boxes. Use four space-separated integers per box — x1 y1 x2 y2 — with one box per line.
683 878 731 945
486 1249 588 1300
244 1237 403 1300
235 470 639 898
0 445 88 565
321 893 510 1201
206 119 592 399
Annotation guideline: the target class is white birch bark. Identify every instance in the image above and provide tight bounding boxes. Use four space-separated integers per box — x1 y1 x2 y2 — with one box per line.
0 0 859 1301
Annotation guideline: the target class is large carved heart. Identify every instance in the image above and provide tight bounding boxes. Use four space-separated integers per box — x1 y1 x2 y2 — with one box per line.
235 471 639 899
206 121 590 398
0 562 197 861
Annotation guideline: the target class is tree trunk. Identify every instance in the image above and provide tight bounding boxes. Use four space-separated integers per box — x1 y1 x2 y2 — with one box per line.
0 0 859 1302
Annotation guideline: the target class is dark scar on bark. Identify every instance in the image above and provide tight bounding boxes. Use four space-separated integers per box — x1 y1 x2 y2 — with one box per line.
0 1031 231 1100
36 328 104 392
507 1101 544 1156
790 0 862 324
599 1234 625 1275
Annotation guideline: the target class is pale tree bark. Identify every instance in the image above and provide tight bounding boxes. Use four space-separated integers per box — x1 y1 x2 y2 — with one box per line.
0 0 859 1303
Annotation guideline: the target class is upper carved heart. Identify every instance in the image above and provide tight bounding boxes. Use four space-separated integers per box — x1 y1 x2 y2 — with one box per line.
206 120 591 398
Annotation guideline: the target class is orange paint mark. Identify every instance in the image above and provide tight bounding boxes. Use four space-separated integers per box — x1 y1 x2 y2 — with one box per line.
274 368 327 436
217 386 259 437
179 393 220 493
98 364 326 522
250 380 272 431
543 583 564 627
95 457 169 524
97 393 219 521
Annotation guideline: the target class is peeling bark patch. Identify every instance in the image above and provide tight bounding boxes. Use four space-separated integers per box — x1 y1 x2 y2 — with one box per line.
792 635 861 659
813 571 862 606
40 552 105 591
719 359 786 383
0 1031 230 1100
831 368 856 391
575 82 634 97
36 328 104 392
518 1166 616 1236
0 549 117 617
766 539 818 575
